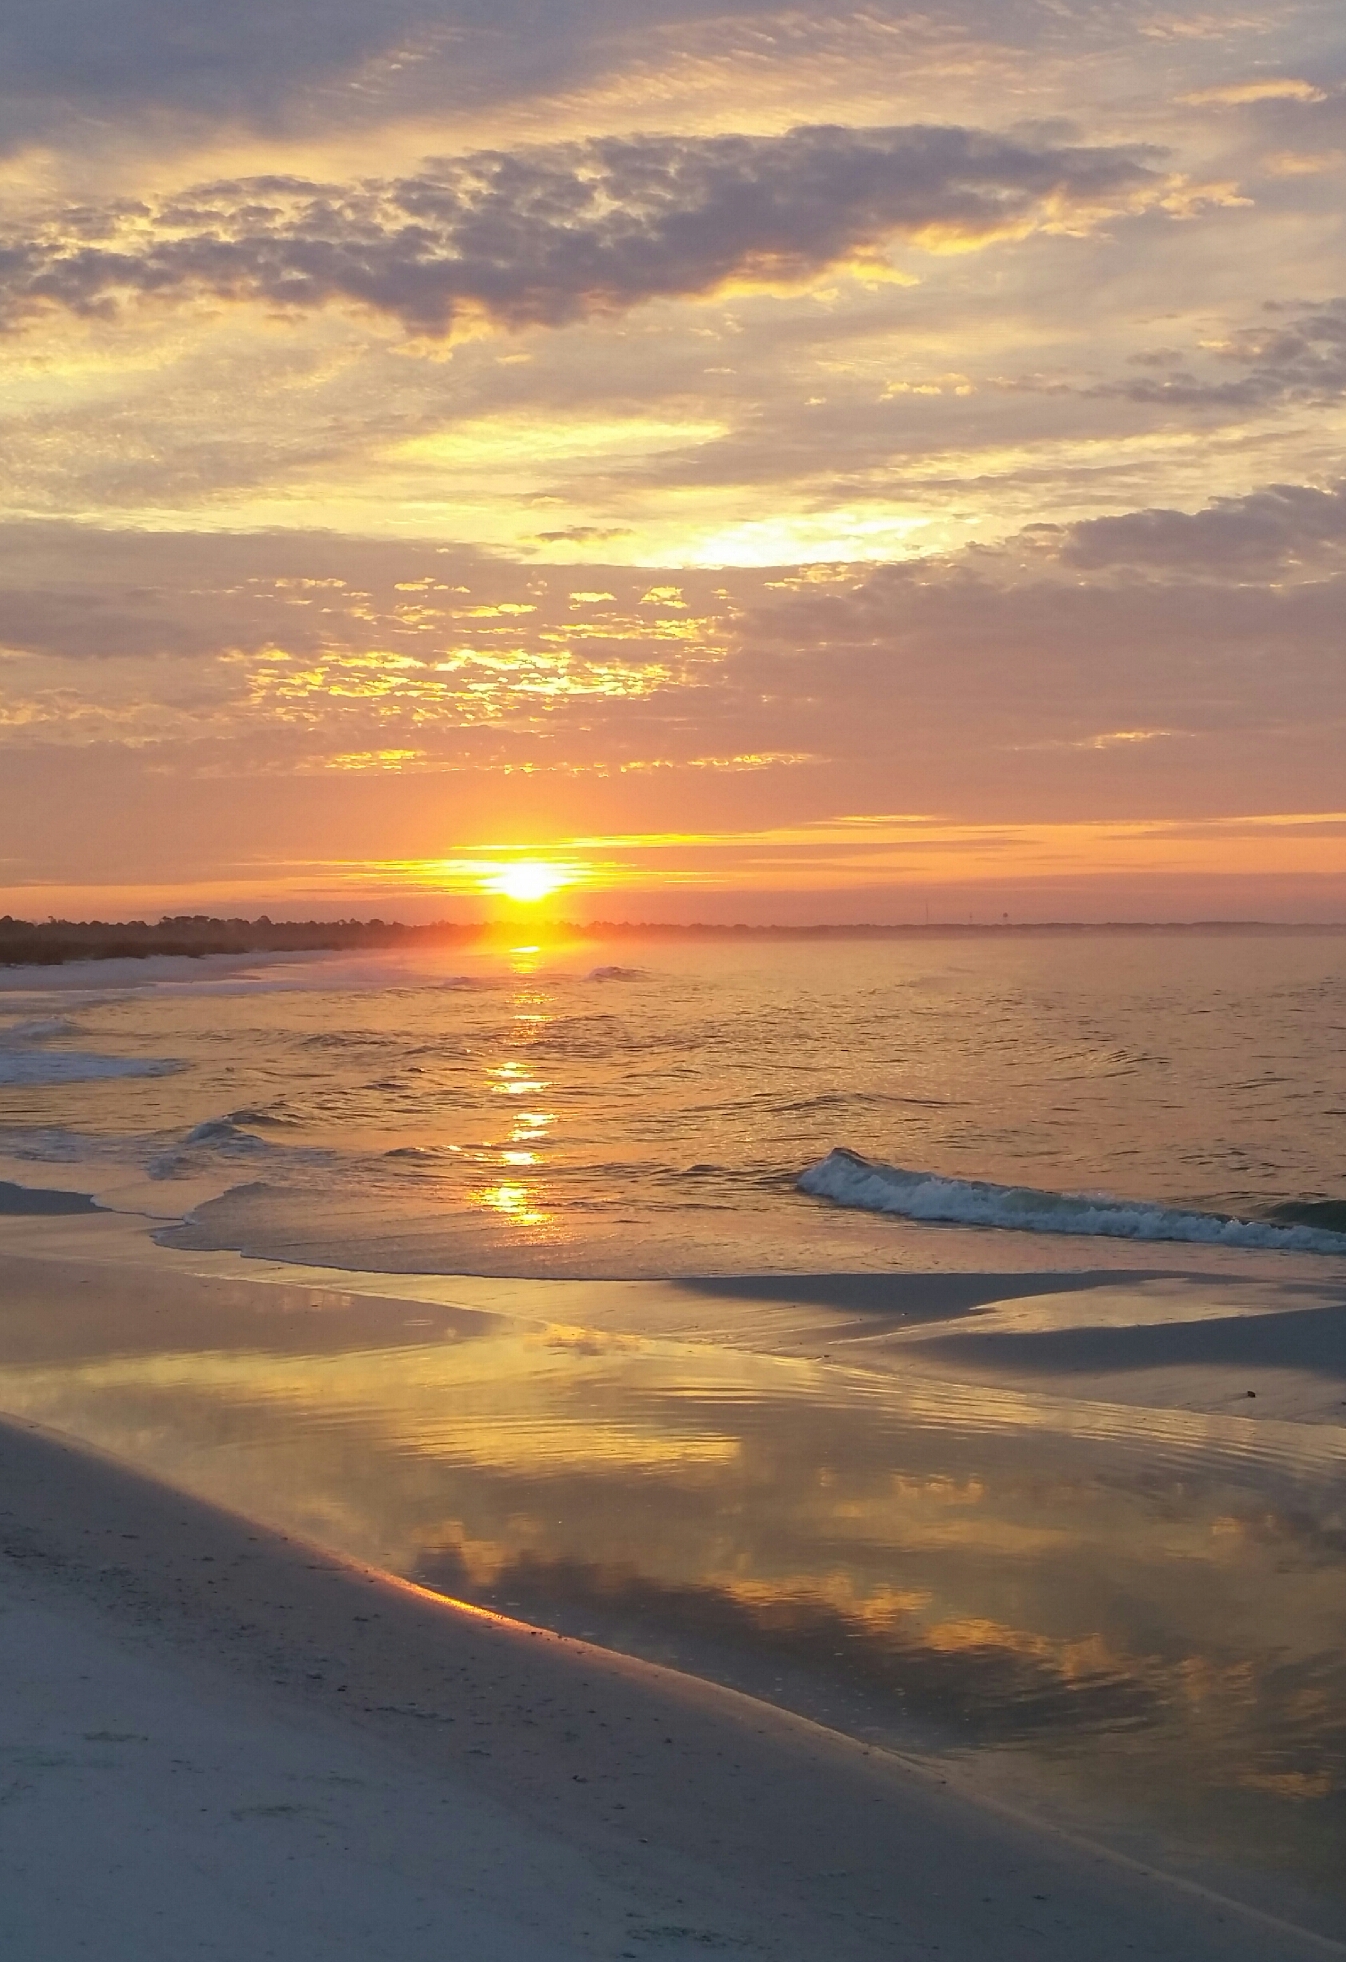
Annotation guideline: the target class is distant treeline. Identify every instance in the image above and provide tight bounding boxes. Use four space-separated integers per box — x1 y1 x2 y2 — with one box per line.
0 914 476 967
1 912 1339 967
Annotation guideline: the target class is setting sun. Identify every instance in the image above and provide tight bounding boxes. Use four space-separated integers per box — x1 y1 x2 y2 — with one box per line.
488 861 570 904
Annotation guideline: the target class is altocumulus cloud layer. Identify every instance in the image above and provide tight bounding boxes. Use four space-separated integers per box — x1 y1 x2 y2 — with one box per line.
2 125 1163 337
0 0 1343 915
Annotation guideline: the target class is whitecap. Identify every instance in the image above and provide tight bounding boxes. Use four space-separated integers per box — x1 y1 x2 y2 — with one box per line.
798 1148 1346 1255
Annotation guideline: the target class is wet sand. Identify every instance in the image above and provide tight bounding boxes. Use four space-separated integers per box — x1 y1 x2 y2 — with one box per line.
3 1164 1344 1427
3 1409 1337 1962
3 1190 1346 1954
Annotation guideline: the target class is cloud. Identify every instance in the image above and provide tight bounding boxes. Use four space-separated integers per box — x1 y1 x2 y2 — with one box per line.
0 124 1165 339
1059 480 1346 571
0 0 804 129
0 0 1129 155
531 524 634 544
1110 298 1346 408
0 0 438 134
725 549 1346 824
1182 79 1328 107
1263 149 1346 176
2 490 1343 831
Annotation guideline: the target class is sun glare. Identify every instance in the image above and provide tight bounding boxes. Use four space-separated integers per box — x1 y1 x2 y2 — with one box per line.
489 861 569 904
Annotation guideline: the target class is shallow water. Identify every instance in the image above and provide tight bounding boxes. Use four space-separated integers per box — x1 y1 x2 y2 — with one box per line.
1 929 1344 1275
1 1257 1343 1926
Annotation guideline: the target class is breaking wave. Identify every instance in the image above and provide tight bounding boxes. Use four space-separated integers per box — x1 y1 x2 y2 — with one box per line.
798 1149 1346 1255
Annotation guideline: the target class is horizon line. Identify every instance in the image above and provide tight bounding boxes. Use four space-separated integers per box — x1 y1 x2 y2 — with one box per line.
4 914 1346 936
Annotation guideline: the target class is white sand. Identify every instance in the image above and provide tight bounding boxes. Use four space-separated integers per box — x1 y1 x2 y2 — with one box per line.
1 1568 625 1961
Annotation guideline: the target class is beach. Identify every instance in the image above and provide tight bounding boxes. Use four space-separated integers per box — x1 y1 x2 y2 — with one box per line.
4 1387 1340 1962
3 1188 1346 1955
9 0 1346 1933
3 936 1346 1953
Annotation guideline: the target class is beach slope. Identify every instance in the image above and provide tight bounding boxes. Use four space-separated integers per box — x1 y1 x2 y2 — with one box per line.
1 1413 1334 1962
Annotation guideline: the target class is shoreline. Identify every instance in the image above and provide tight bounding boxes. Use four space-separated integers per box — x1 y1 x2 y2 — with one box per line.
2 1203 1345 1950
3 1407 1341 1961
3 1179 1344 1427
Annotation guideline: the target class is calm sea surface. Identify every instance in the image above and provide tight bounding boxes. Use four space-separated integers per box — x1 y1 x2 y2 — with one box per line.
1 928 1344 1274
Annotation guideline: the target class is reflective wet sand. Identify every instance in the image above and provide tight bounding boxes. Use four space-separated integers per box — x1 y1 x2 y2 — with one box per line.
0 1250 1343 1930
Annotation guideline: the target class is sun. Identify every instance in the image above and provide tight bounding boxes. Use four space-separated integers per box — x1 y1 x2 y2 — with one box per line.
488 861 570 904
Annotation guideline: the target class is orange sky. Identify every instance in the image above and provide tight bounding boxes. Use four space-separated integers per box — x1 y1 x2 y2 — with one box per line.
0 1 1343 919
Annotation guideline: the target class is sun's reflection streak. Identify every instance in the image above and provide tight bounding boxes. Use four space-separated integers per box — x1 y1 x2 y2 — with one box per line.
471 1181 551 1227
465 959 566 1236
489 1064 546 1096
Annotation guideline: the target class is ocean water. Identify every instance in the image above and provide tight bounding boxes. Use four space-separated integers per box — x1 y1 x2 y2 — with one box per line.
1 928 1345 1276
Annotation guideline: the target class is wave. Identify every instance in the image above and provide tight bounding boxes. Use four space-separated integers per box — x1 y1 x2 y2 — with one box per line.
219 1103 307 1129
777 1090 951 1118
797 1148 1346 1255
587 965 645 981
1265 1198 1346 1236
0 1050 182 1086
147 1114 317 1180
0 1015 80 1044
182 1117 267 1149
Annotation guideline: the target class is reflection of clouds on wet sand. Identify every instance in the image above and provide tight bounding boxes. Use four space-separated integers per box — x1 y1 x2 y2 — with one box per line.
0 1260 1343 1905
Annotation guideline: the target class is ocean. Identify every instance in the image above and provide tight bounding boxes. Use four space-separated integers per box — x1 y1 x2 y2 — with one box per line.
2 926 1345 1926
2 927 1345 1274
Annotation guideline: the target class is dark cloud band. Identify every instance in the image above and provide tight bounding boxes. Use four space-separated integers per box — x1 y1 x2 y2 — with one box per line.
1061 480 1346 571
1 123 1162 337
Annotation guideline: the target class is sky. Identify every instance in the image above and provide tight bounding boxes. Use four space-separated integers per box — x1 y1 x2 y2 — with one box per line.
1 0 1343 923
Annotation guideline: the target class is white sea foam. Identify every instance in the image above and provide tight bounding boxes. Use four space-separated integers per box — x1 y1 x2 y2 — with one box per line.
798 1149 1346 1255
0 1051 183 1087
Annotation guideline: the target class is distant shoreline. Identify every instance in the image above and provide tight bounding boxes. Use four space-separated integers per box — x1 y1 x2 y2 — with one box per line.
3 913 1345 967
